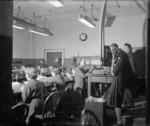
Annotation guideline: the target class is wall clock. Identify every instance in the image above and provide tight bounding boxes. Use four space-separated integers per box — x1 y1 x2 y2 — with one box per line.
79 33 88 41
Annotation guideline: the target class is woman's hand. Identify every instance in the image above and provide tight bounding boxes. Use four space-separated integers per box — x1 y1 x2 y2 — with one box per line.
112 53 115 60
112 54 117 64
112 59 116 64
20 86 24 92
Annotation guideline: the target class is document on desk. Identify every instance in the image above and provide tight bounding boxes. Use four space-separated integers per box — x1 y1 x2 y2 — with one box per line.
85 96 106 103
12 82 20 86
12 82 24 93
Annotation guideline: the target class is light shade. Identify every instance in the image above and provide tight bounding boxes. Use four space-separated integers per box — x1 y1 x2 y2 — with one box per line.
78 14 96 28
13 16 36 28
105 13 116 27
29 27 53 37
13 16 53 36
29 30 49 36
48 0 64 7
13 25 25 30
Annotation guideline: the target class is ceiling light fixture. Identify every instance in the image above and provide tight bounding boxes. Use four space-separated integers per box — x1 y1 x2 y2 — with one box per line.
13 7 53 36
29 27 53 36
78 14 96 28
48 0 64 7
29 30 49 36
13 16 36 27
13 25 25 30
105 13 116 27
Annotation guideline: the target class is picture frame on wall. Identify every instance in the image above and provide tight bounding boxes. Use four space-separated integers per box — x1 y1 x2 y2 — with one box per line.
44 49 65 67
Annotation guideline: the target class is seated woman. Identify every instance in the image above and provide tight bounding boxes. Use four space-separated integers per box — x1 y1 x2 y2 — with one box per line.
39 66 66 91
61 68 70 83
21 67 44 125
66 66 76 81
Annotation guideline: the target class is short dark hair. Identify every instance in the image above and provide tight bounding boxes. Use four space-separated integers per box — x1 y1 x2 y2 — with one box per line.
113 48 128 59
110 43 118 48
124 43 132 51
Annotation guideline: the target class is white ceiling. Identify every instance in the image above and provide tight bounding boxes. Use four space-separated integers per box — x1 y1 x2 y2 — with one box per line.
13 0 147 27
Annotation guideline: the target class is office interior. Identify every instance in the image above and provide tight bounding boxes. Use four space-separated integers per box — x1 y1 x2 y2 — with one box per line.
0 0 150 126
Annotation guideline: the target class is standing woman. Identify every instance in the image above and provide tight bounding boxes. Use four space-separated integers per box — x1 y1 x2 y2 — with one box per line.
124 43 137 98
124 43 136 72
103 48 133 126
74 58 92 112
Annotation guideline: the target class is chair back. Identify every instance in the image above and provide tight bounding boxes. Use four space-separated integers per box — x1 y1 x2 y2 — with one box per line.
65 83 74 92
64 83 74 102
81 109 101 126
42 91 62 118
12 102 29 125
58 83 75 115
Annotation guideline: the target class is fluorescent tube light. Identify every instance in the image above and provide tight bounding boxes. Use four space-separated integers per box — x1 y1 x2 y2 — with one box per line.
13 25 25 29
78 14 96 28
13 16 36 27
48 0 64 7
29 30 49 36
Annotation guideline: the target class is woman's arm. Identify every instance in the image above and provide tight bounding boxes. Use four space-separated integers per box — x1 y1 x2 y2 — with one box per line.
111 60 116 76
39 77 54 87
111 54 117 76
21 84 32 103
85 68 93 76
40 77 54 83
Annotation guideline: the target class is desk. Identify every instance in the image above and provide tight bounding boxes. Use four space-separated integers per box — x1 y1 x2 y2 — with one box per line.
87 74 113 97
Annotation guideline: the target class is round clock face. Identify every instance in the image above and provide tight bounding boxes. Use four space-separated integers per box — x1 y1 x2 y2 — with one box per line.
79 33 88 41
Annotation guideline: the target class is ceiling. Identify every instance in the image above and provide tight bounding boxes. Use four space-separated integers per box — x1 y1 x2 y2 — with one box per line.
13 0 147 27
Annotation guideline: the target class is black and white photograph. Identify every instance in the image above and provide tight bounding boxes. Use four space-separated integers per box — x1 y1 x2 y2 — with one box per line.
0 0 149 126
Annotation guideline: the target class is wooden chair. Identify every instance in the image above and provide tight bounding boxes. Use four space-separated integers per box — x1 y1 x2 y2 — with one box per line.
11 102 29 126
53 84 76 125
65 83 74 92
64 83 75 114
81 109 101 126
32 91 63 125
55 83 75 121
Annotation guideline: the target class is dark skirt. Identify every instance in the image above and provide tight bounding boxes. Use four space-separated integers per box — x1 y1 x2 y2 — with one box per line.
29 98 44 116
103 76 124 107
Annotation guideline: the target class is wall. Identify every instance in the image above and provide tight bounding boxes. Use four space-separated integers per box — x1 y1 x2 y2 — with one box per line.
105 15 146 48
13 28 37 64
13 29 29 58
41 15 146 58
13 14 146 75
13 14 146 58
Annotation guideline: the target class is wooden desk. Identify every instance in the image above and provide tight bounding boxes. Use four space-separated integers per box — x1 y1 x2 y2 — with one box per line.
87 74 113 97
